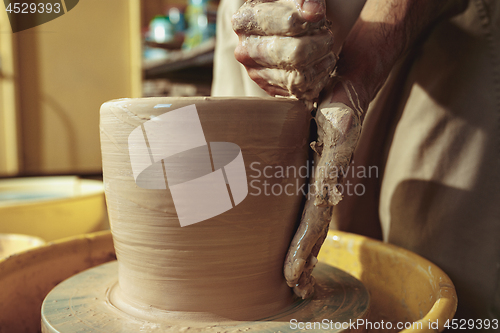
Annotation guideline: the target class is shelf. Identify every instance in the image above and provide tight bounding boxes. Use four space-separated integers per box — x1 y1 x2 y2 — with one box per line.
143 38 215 78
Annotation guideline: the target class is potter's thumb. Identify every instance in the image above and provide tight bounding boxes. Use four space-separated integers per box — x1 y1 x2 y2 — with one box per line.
295 0 326 22
284 258 306 287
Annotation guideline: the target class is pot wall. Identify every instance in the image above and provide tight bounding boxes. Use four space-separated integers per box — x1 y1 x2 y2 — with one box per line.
100 97 310 320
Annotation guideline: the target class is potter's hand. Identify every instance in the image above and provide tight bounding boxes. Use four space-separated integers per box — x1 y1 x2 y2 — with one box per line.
284 82 363 298
232 0 337 104
282 0 467 297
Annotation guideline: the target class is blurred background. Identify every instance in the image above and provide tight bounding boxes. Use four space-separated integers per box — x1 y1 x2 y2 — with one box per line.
0 0 219 177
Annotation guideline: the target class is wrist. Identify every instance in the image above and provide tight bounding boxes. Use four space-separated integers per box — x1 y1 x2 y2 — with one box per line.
334 20 398 106
331 0 459 108
327 79 369 114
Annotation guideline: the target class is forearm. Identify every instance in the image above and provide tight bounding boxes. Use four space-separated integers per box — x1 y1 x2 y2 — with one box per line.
334 0 467 109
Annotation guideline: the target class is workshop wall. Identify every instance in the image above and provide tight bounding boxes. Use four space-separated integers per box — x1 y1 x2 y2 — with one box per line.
0 0 141 175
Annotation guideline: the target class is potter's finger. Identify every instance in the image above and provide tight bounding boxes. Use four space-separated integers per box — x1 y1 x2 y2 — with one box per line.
310 219 329 259
235 43 263 68
284 200 332 286
238 32 334 69
232 0 325 37
236 54 336 100
294 0 326 22
293 220 327 285
293 272 315 299
245 68 292 97
254 54 336 100
234 48 289 96
292 251 318 298
289 214 328 298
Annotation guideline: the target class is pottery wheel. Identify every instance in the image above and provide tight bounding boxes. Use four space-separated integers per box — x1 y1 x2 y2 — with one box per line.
41 261 369 333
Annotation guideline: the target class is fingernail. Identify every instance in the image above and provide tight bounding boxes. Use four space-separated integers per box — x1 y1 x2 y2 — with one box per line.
301 0 325 22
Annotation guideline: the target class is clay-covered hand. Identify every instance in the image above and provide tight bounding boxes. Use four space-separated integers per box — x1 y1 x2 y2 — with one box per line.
234 0 461 299
284 84 363 298
232 0 337 105
232 0 361 299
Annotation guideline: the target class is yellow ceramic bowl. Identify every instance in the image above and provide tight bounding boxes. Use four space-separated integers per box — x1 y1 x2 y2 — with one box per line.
0 234 45 259
0 230 456 332
318 231 457 332
0 231 115 333
0 177 105 241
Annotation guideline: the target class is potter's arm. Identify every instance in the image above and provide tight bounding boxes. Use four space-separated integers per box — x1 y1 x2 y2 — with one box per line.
233 0 467 298
283 98 362 297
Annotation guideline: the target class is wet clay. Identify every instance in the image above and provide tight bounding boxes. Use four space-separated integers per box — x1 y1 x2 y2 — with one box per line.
283 89 363 299
232 0 326 37
41 260 370 332
232 0 337 104
100 97 310 321
233 0 362 299
311 101 362 207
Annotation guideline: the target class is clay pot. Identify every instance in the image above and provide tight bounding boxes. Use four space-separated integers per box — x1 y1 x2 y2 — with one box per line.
100 97 310 321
